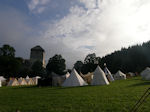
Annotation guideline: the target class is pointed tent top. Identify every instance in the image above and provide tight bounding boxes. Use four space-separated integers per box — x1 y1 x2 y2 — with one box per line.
114 70 126 80
62 68 88 87
0 76 6 81
31 45 45 52
91 66 109 85
116 70 126 76
26 75 30 79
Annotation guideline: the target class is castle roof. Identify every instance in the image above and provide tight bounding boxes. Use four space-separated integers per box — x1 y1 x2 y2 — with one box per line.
31 45 45 52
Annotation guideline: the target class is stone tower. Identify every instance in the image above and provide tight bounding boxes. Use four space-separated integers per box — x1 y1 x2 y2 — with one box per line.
30 45 45 67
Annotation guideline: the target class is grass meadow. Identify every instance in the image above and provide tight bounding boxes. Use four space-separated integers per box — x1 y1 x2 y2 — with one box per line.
0 77 150 112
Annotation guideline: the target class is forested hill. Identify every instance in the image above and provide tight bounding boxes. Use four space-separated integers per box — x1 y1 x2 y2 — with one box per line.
100 41 150 74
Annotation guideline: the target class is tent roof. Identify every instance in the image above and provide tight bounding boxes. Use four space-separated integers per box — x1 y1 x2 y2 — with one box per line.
0 76 6 81
62 69 88 87
91 66 109 85
115 70 126 77
26 75 30 79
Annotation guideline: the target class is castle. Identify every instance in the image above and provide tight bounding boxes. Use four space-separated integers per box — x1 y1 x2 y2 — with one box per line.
23 45 46 68
30 45 46 67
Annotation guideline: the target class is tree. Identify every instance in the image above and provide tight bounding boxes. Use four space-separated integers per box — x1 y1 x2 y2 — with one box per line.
0 45 21 78
81 53 99 74
0 56 21 78
31 60 46 77
46 54 66 76
74 61 83 74
100 41 150 74
0 44 15 57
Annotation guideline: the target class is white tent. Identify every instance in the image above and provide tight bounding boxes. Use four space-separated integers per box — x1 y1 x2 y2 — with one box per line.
0 76 6 81
62 69 88 87
26 75 30 80
104 67 114 82
26 78 35 85
0 76 6 87
141 67 150 80
0 80 1 87
32 76 41 85
91 66 109 85
7 78 19 86
127 72 135 77
114 70 126 80
80 72 93 84
18 78 27 85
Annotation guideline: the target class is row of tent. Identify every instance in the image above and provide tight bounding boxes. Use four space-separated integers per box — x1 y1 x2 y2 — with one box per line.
52 66 127 87
0 76 41 87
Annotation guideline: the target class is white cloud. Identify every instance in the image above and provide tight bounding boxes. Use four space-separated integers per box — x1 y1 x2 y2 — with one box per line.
2 0 150 68
27 0 50 13
41 0 150 67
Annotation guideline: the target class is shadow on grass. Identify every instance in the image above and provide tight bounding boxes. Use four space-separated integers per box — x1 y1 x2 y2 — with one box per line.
10 85 38 89
129 81 150 87
8 85 90 91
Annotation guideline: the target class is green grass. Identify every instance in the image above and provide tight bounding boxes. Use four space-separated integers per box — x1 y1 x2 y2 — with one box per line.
0 77 150 112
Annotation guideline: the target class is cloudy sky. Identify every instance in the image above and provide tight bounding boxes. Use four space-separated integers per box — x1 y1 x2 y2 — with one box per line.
0 0 150 68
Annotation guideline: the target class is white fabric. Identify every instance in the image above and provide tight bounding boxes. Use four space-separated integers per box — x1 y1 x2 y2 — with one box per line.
104 67 114 82
18 78 27 85
62 69 88 87
26 78 34 85
114 70 126 80
91 66 109 85
65 72 70 78
35 76 41 79
7 78 19 86
128 72 135 77
141 67 150 80
0 76 6 81
0 80 1 87
26 75 30 79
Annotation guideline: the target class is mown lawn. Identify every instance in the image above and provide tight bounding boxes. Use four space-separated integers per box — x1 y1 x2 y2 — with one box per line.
0 77 150 112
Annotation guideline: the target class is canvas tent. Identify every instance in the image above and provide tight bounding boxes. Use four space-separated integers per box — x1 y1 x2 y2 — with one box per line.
80 72 93 84
114 70 126 80
18 78 27 85
32 76 41 85
104 67 114 82
91 66 109 85
7 78 19 86
141 67 150 80
0 76 6 86
127 72 135 77
26 75 30 80
0 76 6 81
0 80 1 87
26 78 34 85
62 69 88 87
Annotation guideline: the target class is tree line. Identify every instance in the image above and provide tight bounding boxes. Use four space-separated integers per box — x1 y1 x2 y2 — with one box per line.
0 41 150 78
